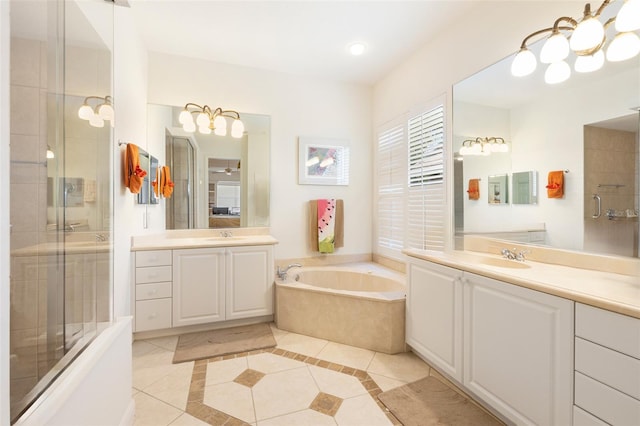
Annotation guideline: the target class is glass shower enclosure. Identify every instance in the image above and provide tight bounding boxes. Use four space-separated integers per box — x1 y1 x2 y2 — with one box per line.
9 0 114 421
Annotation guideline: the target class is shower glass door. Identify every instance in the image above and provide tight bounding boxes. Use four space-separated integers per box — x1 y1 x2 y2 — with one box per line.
9 0 114 421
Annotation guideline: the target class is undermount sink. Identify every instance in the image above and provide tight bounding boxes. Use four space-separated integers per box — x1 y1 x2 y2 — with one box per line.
207 236 246 241
477 257 531 269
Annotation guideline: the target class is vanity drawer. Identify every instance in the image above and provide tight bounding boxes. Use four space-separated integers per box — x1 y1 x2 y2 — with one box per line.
135 298 171 332
576 337 640 399
136 250 172 267
575 372 640 426
573 406 609 426
576 303 640 359
136 282 172 301
136 265 172 284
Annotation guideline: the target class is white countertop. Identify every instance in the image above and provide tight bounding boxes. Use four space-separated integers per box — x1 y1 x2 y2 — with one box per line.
130 228 278 251
404 248 640 319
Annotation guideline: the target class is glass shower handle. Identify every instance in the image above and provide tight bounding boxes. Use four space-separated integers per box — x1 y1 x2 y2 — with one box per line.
592 194 601 219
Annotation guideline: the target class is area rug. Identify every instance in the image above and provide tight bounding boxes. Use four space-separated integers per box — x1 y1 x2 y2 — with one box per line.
172 323 276 364
378 376 503 426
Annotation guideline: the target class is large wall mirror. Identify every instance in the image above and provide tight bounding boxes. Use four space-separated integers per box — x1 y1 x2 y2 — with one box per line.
453 18 639 258
147 104 270 229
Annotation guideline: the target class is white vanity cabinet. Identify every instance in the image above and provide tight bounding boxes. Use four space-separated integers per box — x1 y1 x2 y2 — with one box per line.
463 272 574 426
134 250 173 332
225 245 274 320
406 257 574 425
406 260 463 381
173 247 226 327
573 303 640 426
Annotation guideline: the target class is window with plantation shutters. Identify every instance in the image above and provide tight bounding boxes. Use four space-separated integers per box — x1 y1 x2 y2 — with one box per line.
376 124 405 255
407 103 445 251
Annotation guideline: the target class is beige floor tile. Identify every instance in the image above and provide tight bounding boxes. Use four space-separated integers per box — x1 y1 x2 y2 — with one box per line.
367 351 430 383
247 352 306 374
257 409 337 426
252 367 320 420
203 381 256 423
315 342 375 370
144 363 194 410
133 340 164 358
168 412 210 426
334 394 392 426
276 332 328 357
269 324 290 344
205 357 248 386
133 392 183 426
146 335 179 352
134 353 193 391
308 365 367 399
367 372 407 392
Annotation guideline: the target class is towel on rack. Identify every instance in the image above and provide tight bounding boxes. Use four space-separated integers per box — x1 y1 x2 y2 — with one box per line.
309 199 343 253
160 165 174 198
467 178 480 200
123 143 146 194
546 170 564 198
152 167 160 197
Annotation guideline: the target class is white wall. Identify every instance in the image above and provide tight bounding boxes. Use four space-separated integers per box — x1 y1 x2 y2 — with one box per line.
147 52 373 260
1 0 11 421
373 1 594 250
113 5 148 319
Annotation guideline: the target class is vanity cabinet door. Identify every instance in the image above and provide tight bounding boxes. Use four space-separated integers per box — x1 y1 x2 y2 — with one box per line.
225 245 274 320
173 247 226 327
463 272 574 426
406 259 463 381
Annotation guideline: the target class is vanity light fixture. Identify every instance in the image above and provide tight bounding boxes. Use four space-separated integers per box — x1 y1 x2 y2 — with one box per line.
78 95 114 128
511 0 640 83
459 137 508 156
178 103 244 138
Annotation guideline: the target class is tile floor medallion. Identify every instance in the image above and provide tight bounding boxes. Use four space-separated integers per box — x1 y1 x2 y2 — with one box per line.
132 324 440 426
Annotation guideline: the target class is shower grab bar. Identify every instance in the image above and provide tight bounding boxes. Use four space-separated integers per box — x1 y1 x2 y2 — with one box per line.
592 194 601 219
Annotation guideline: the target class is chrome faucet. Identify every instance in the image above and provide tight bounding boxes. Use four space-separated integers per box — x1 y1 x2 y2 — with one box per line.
95 233 107 242
501 248 529 262
219 230 233 238
276 263 302 280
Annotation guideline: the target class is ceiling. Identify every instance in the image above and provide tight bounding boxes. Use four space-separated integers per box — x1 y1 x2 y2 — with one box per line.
127 0 481 85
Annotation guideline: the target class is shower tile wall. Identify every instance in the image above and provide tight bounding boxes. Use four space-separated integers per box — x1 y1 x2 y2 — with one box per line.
584 125 639 257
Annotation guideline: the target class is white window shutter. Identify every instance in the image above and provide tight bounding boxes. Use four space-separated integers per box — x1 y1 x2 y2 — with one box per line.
376 124 405 254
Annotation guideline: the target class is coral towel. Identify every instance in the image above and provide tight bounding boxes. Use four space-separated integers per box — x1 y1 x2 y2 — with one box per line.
160 166 174 198
317 199 337 253
546 171 564 198
467 178 480 200
123 143 146 194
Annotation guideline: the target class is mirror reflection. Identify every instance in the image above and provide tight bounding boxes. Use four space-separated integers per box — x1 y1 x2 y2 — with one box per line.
512 171 538 205
147 104 270 229
453 38 639 258
488 174 508 205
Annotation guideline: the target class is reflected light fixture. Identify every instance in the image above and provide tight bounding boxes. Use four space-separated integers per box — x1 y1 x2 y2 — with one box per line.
179 103 244 138
459 137 508 156
46 145 55 159
511 0 640 83
78 95 114 128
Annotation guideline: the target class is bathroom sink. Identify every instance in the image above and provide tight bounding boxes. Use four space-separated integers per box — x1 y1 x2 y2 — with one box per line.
476 257 531 269
207 236 247 241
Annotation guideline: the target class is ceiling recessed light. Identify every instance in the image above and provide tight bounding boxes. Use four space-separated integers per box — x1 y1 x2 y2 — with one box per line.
348 42 366 56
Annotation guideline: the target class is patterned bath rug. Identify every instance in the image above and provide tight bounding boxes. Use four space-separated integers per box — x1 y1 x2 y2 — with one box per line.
172 323 276 364
378 376 504 426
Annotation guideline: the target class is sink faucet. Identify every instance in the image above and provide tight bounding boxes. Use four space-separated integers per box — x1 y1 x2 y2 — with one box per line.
276 263 302 280
501 248 529 262
219 230 233 238
95 233 107 242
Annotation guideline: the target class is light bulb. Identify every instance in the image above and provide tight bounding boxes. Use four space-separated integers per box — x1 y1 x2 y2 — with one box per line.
570 16 605 53
349 42 366 56
615 0 640 32
97 103 114 121
606 32 640 62
459 146 469 156
183 121 196 133
231 119 244 138
511 48 537 77
540 33 570 63
89 114 105 128
198 125 211 135
544 61 571 84
213 115 226 130
196 112 209 127
471 142 482 154
78 104 93 120
178 109 191 124
574 49 605 72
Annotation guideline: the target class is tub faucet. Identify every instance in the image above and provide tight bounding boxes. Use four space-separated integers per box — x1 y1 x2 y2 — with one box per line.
276 263 302 280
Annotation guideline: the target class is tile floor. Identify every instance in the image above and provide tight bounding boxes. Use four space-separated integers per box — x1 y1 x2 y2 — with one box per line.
132 323 434 426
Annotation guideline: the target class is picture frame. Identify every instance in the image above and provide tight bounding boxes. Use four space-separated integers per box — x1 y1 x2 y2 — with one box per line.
298 137 350 185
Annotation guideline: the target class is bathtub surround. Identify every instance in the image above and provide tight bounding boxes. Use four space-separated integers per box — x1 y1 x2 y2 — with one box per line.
276 263 406 354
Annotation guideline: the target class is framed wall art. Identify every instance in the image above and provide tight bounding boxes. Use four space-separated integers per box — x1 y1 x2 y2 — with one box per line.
298 137 350 185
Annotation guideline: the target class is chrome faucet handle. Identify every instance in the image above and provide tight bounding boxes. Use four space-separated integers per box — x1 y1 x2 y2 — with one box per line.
515 249 530 262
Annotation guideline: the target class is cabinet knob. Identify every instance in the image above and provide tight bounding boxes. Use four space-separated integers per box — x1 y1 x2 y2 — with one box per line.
149 313 157 319
149 289 157 295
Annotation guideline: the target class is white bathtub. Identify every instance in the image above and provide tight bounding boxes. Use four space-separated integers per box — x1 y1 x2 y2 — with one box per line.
275 263 406 354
